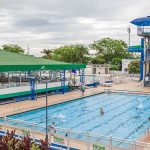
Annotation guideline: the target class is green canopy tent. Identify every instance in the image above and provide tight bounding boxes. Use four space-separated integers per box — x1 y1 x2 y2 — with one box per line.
0 50 86 100
0 50 86 72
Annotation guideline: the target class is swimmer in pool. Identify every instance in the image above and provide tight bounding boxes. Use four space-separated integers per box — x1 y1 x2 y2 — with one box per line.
100 107 104 115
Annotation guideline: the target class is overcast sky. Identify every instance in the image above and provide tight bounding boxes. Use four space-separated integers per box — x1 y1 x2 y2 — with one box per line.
0 0 149 56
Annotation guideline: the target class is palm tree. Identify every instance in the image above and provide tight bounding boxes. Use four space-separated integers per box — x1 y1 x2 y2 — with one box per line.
75 44 88 63
41 49 53 59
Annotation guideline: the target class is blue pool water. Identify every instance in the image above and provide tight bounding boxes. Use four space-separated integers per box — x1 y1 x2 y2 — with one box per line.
10 93 150 140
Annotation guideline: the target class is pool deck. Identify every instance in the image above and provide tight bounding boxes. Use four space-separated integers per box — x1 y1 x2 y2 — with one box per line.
0 79 150 149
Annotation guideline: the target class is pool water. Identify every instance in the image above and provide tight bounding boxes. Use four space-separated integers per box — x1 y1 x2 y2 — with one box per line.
10 93 150 140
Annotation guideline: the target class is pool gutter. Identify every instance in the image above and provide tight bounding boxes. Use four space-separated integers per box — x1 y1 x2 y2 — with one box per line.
7 89 105 117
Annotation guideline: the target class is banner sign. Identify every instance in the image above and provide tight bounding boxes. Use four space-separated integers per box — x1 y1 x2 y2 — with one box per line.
93 144 105 150
54 136 65 144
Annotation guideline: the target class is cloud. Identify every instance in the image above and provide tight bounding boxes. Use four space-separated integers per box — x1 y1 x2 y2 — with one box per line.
0 0 149 56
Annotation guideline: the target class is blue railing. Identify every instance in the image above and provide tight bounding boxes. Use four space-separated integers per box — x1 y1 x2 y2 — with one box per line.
137 27 150 35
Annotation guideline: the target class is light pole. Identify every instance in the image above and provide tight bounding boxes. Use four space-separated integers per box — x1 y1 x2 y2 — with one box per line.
45 80 48 141
35 66 49 140
44 76 59 141
28 67 50 140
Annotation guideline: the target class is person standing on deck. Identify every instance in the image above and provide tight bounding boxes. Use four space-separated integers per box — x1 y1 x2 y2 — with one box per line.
81 82 85 96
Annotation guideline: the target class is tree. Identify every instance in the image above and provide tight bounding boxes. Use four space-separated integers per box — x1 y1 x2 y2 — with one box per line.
41 49 53 59
91 57 105 64
74 44 89 63
45 44 89 63
90 38 130 63
2 44 24 54
128 60 140 74
52 45 74 63
111 57 122 70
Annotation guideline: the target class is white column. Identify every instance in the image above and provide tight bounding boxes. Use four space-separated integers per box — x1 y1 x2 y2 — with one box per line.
49 71 51 80
25 72 27 78
39 71 42 82
8 72 10 87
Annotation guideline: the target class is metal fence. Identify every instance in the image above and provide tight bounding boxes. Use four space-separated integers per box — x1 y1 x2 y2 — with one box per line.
0 117 150 150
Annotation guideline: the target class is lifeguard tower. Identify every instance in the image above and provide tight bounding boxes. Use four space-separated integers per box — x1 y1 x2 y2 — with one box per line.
130 16 150 87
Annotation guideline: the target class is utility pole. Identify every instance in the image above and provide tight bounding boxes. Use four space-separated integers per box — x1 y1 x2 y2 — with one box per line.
127 26 131 47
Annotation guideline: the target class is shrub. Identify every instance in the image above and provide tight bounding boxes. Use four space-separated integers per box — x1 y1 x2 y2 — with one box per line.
128 60 140 74
110 65 120 71
0 130 49 150
111 58 122 70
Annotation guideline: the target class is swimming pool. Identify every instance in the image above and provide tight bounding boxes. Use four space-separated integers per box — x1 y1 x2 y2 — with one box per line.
10 93 150 141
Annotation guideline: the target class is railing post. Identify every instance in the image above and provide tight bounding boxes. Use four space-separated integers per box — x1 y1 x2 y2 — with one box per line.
49 126 51 144
110 136 112 150
147 127 149 134
4 116 7 135
17 122 20 139
66 129 70 150
19 127 22 139
32 122 35 142
86 132 90 150
134 141 136 150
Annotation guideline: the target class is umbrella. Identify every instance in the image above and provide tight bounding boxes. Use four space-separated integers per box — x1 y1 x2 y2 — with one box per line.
131 16 150 26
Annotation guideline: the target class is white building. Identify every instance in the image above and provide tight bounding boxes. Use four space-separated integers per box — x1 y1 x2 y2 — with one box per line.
85 64 110 75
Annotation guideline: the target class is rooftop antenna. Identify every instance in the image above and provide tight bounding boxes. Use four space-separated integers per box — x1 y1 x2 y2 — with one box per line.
27 44 30 55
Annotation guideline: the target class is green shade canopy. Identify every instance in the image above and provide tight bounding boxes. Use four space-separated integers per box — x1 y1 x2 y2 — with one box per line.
0 50 86 72
129 45 141 49
128 45 143 53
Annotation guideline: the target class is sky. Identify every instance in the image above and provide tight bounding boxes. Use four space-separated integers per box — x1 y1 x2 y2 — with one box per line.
0 0 149 56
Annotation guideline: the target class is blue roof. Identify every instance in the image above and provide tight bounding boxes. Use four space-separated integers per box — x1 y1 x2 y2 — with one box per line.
131 16 150 26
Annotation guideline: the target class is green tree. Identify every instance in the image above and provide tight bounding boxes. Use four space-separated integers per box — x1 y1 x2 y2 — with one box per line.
52 45 74 62
41 49 53 59
90 38 130 63
49 44 89 63
128 60 140 74
111 57 122 70
2 44 24 54
74 44 89 63
91 57 105 64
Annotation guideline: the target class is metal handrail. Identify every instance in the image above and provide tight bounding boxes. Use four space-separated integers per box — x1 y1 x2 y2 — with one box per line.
104 89 150 95
1 116 150 148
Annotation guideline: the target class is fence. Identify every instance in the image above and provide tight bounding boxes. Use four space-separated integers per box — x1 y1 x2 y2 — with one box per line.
0 117 150 150
137 27 150 35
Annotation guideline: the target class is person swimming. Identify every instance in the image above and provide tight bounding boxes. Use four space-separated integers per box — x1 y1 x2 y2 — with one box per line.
100 107 104 115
